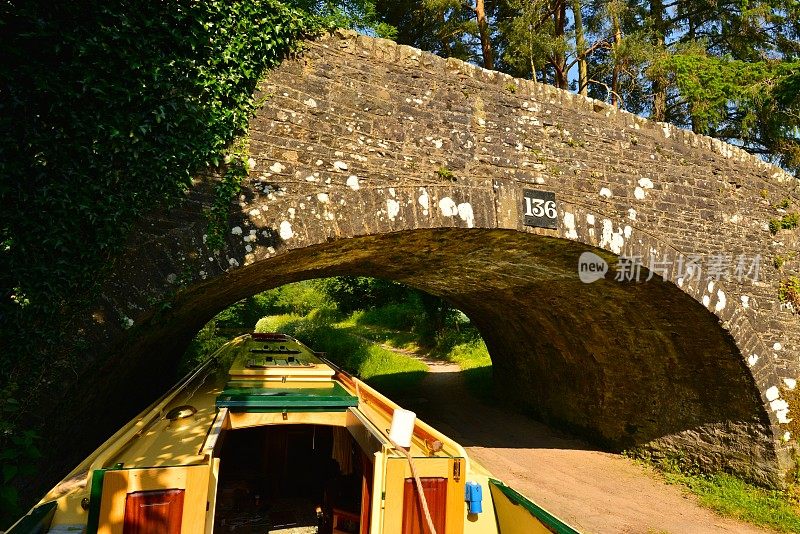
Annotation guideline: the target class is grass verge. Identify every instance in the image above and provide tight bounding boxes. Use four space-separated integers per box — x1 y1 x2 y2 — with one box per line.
662 471 800 532
631 453 800 533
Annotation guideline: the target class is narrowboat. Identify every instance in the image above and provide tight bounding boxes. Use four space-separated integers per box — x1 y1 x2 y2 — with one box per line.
8 333 579 534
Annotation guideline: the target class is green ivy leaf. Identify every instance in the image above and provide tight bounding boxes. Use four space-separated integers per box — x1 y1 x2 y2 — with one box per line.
3 465 18 484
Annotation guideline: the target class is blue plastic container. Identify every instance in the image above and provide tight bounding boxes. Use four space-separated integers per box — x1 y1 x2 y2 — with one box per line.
465 481 483 514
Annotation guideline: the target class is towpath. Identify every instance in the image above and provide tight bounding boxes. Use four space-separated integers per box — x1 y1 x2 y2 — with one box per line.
392 355 772 534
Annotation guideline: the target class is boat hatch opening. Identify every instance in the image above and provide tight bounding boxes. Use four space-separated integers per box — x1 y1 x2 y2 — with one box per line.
212 424 371 534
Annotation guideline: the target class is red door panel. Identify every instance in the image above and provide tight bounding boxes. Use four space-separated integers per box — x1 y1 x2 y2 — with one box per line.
401 477 447 534
123 488 185 534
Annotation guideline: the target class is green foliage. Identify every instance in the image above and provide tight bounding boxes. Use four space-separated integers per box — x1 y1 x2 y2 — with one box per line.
440 337 493 399
180 320 231 375
678 474 800 533
371 0 800 175
770 213 800 234
1 0 315 379
0 387 41 526
260 281 335 316
444 339 491 370
255 313 304 334
375 0 480 63
779 277 800 311
340 320 422 352
180 282 334 372
1 3 314 520
285 0 396 37
354 303 422 332
1 0 314 498
357 344 428 394
497 0 563 81
668 472 800 532
435 166 455 180
317 276 410 314
205 146 251 251
663 51 799 133
192 278 488 396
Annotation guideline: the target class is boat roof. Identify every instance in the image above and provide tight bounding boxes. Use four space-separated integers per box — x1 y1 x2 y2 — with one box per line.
216 333 359 411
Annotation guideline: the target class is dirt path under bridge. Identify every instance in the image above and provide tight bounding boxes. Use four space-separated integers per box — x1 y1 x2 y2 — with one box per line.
392 355 772 534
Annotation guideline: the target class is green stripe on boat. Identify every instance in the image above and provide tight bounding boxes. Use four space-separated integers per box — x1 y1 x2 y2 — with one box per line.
489 479 581 534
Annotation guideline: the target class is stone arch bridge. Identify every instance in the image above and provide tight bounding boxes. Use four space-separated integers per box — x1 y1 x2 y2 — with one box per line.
55 30 800 488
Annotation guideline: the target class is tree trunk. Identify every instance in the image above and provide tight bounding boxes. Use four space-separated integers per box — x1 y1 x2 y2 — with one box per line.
475 0 494 69
611 8 622 106
650 0 667 121
553 0 568 89
572 0 588 95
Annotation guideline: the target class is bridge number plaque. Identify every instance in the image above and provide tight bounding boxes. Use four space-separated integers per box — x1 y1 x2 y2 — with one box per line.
522 189 558 229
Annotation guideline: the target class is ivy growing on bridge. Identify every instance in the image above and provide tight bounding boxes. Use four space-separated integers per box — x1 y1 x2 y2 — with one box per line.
0 0 317 524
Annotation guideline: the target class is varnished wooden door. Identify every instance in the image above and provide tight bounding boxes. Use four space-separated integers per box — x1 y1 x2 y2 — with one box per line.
122 489 185 534
384 457 465 534
401 478 447 534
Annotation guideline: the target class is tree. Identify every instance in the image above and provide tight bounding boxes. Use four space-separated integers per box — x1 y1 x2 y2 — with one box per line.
573 0 589 95
283 0 397 36
375 0 498 67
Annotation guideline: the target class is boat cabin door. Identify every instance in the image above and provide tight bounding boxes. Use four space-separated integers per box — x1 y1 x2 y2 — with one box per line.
383 457 465 534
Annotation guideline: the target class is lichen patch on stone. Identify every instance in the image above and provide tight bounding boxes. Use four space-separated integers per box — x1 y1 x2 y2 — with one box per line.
599 219 624 254
346 175 360 190
387 198 400 221
638 177 654 189
439 197 458 217
457 202 474 228
418 189 430 215
715 290 726 312
563 212 578 240
279 220 294 240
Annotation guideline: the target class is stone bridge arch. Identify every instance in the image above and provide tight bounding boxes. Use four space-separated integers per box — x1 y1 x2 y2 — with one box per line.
57 30 800 488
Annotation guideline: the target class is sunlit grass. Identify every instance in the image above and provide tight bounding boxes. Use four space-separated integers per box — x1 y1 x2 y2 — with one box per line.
663 472 800 532
630 451 800 533
339 321 423 352
445 339 491 370
254 313 302 333
255 313 427 394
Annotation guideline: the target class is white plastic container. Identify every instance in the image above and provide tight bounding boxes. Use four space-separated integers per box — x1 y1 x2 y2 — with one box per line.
389 408 416 448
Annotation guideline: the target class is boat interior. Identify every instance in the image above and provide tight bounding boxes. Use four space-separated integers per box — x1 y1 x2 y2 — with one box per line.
213 424 366 533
